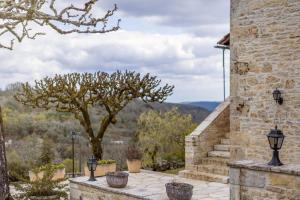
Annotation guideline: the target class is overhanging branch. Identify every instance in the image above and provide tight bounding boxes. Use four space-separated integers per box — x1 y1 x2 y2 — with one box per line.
0 0 120 49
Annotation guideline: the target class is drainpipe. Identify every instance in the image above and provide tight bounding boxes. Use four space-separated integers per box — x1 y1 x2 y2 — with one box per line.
214 44 229 101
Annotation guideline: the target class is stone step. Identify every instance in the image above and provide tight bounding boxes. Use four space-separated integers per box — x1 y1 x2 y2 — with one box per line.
186 164 229 176
179 170 229 184
200 157 229 166
214 144 230 151
208 151 230 158
220 138 230 145
195 165 229 176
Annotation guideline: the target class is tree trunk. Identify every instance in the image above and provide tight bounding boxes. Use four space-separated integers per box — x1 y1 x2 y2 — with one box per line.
150 146 158 171
0 106 10 200
91 138 103 160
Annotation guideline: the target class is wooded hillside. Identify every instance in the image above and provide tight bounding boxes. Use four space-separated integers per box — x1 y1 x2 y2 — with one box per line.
0 87 209 176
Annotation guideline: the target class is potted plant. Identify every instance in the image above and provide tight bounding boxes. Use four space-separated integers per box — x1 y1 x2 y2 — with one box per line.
29 163 65 182
15 164 68 200
106 171 129 188
126 146 142 173
165 181 193 200
84 159 116 177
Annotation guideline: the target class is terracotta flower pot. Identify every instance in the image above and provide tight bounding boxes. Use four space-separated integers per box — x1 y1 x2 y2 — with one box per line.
106 171 129 188
29 168 65 182
165 182 193 200
84 163 116 177
29 195 59 200
127 159 141 173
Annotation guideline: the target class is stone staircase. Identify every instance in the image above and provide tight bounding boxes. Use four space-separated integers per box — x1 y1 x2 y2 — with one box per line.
179 134 230 184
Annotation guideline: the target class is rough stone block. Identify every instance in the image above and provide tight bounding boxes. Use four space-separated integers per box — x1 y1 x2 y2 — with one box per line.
240 169 266 188
230 168 240 185
230 184 240 200
268 173 294 189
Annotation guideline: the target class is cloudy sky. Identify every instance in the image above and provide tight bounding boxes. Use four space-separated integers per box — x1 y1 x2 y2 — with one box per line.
0 0 230 103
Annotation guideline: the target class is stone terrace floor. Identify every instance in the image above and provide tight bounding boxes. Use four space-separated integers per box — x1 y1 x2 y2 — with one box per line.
70 170 229 200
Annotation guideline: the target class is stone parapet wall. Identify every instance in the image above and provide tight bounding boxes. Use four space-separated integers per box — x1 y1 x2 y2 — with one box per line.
229 160 300 200
69 171 229 200
185 99 230 167
230 0 300 163
70 181 142 200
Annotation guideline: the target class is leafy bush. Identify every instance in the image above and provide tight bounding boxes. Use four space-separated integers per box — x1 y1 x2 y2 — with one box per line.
6 150 29 181
61 159 79 173
13 134 43 168
126 146 142 160
14 164 68 200
38 163 65 171
137 108 197 170
97 160 116 165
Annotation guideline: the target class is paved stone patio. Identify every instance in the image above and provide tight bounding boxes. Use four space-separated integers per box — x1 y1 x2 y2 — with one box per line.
70 170 229 200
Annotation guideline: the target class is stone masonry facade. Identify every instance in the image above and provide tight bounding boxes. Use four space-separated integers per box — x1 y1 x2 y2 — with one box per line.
229 160 300 200
229 0 300 199
230 0 300 164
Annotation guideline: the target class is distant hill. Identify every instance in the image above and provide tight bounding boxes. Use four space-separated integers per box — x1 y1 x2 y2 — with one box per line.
0 90 210 142
181 101 220 111
144 101 210 124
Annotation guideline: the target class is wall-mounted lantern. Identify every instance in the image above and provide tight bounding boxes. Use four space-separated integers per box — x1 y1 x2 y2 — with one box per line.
267 125 285 166
273 88 283 105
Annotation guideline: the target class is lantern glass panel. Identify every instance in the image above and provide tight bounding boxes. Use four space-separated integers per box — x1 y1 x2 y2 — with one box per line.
92 162 97 171
277 137 284 149
268 136 276 149
87 160 92 170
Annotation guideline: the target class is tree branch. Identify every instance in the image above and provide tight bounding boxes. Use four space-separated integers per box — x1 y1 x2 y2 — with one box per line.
14 71 174 159
0 0 120 49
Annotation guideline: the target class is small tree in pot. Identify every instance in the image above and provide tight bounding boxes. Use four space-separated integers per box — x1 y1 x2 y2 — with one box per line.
14 164 68 200
126 146 142 173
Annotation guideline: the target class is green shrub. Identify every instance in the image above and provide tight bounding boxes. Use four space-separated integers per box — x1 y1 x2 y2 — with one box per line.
61 159 79 173
37 139 55 167
6 150 29 181
38 163 65 171
14 164 68 200
137 108 197 170
97 160 116 165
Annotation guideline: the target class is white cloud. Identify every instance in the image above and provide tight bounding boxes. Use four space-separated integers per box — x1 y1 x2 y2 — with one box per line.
101 0 230 36
0 0 230 102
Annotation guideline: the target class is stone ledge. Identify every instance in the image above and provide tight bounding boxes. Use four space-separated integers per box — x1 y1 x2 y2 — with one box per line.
70 179 143 199
228 160 300 176
189 98 230 137
69 170 229 200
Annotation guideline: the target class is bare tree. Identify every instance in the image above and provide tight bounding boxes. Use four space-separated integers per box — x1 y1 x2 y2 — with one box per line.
0 0 120 49
15 71 174 160
0 106 11 200
0 0 120 197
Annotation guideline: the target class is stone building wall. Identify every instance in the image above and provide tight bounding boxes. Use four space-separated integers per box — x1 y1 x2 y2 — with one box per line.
229 160 300 200
230 0 300 164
